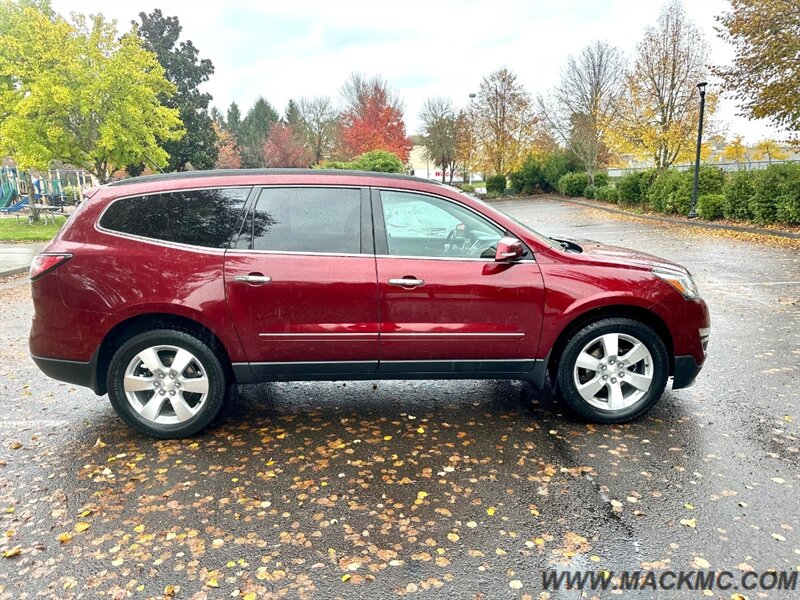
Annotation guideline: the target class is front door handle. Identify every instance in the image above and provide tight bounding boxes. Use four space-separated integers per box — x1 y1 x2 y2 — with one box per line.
233 274 272 284
388 277 425 288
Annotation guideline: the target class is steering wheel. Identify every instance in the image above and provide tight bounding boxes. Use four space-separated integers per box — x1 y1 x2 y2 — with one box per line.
443 228 460 256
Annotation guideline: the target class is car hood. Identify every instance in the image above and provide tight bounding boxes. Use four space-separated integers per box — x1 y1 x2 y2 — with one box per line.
553 237 690 274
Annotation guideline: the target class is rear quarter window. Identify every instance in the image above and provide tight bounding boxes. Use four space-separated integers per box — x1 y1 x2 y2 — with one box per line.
99 188 250 248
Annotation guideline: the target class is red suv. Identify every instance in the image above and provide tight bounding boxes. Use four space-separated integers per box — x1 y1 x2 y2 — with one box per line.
29 170 710 438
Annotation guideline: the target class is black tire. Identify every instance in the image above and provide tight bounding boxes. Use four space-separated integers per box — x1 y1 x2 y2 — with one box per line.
107 329 227 438
556 318 669 423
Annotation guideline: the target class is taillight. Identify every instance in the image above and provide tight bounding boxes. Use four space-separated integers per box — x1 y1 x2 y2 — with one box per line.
29 254 72 281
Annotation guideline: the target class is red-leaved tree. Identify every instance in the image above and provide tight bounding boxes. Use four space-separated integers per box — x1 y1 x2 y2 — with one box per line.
339 73 412 163
263 123 311 167
214 125 242 169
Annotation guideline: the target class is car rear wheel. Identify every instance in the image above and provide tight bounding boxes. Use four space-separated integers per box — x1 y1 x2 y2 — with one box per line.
107 329 226 438
556 318 669 423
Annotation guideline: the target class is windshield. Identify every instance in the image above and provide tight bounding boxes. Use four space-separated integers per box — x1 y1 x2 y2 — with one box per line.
452 189 559 249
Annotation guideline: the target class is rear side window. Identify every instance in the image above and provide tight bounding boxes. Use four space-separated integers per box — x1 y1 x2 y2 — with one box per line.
236 187 362 254
100 187 250 248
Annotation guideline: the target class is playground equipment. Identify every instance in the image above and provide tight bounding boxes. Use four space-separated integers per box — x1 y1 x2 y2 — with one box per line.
0 166 97 213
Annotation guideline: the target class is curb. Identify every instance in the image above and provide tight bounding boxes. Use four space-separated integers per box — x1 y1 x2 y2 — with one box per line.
555 197 800 240
0 266 29 278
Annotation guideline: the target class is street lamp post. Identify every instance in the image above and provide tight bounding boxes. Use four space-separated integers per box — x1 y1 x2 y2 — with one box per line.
468 93 476 184
688 82 708 219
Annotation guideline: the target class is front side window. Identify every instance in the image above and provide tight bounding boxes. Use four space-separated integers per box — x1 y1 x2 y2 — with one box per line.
100 187 250 248
237 187 362 254
380 190 503 258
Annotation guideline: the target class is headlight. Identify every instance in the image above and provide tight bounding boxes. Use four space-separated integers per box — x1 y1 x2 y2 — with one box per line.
653 268 700 299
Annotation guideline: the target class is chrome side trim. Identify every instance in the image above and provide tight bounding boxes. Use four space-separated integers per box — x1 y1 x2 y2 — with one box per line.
256 332 524 339
232 358 540 366
258 333 378 340
381 332 525 338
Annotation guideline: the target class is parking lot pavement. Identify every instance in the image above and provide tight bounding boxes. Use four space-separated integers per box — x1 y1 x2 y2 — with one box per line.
0 243 44 277
1 196 798 599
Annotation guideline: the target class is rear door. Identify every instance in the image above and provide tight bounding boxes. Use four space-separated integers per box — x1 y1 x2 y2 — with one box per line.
224 186 379 378
373 188 545 374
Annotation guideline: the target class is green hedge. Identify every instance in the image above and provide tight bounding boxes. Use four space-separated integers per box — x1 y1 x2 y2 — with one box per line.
697 193 725 220
318 150 405 173
486 174 507 195
647 166 724 214
595 185 618 202
558 172 590 196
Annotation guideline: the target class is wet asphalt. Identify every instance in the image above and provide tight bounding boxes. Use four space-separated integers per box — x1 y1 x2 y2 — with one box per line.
0 196 798 599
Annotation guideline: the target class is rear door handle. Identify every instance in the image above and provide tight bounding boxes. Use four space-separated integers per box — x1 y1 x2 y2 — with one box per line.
233 274 272 284
388 278 425 288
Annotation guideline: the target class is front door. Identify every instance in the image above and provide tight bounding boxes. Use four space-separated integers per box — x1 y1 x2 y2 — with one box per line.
373 189 545 375
224 186 379 378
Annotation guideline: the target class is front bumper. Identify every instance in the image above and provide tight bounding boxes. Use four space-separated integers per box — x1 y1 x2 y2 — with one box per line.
673 354 703 389
31 353 103 395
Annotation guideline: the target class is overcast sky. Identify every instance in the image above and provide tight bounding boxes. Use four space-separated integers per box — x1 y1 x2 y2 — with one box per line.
53 0 785 144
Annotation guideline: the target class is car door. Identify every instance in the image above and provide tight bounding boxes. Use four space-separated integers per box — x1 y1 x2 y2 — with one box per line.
224 186 379 378
373 188 545 374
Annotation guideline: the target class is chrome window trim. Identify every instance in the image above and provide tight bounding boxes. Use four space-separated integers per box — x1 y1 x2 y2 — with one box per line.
376 254 536 263
227 248 373 258
95 185 254 254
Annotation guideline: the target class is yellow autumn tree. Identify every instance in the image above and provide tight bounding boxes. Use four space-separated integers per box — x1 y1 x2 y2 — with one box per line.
608 0 717 168
722 135 750 168
752 139 789 164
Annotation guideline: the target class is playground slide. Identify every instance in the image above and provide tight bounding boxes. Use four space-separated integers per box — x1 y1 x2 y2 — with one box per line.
0 197 28 213
1 182 16 208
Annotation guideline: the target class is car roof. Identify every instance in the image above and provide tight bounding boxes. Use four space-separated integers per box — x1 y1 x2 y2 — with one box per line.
106 168 440 188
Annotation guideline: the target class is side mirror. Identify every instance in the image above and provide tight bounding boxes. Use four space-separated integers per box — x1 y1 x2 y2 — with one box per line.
495 236 525 262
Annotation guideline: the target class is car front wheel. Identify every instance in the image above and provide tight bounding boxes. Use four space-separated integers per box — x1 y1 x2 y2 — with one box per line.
556 318 669 423
107 329 227 438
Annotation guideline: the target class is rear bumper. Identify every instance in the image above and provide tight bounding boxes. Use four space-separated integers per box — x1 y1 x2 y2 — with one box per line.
673 354 703 389
31 353 103 395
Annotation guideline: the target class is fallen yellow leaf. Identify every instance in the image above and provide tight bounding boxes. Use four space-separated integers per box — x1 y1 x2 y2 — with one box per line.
206 578 219 588
133 524 144 533
486 507 496 516
58 533 72 544
680 518 696 528
2 546 21 558
74 522 91 533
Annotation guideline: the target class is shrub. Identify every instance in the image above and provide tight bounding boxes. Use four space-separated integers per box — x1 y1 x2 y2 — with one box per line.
486 174 507 195
593 172 610 188
542 151 581 192
351 150 405 173
647 169 684 212
583 184 596 199
595 185 618 203
673 166 725 214
484 191 501 200
775 164 800 223
616 172 643 205
750 163 800 224
558 172 590 197
722 170 755 220
458 183 476 193
697 193 725 220
509 156 546 195
638 169 660 205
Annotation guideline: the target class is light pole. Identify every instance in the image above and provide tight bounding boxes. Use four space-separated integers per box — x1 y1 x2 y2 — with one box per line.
468 93 476 184
688 82 707 218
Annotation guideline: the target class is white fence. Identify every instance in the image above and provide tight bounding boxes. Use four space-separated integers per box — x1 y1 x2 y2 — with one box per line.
608 159 800 177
